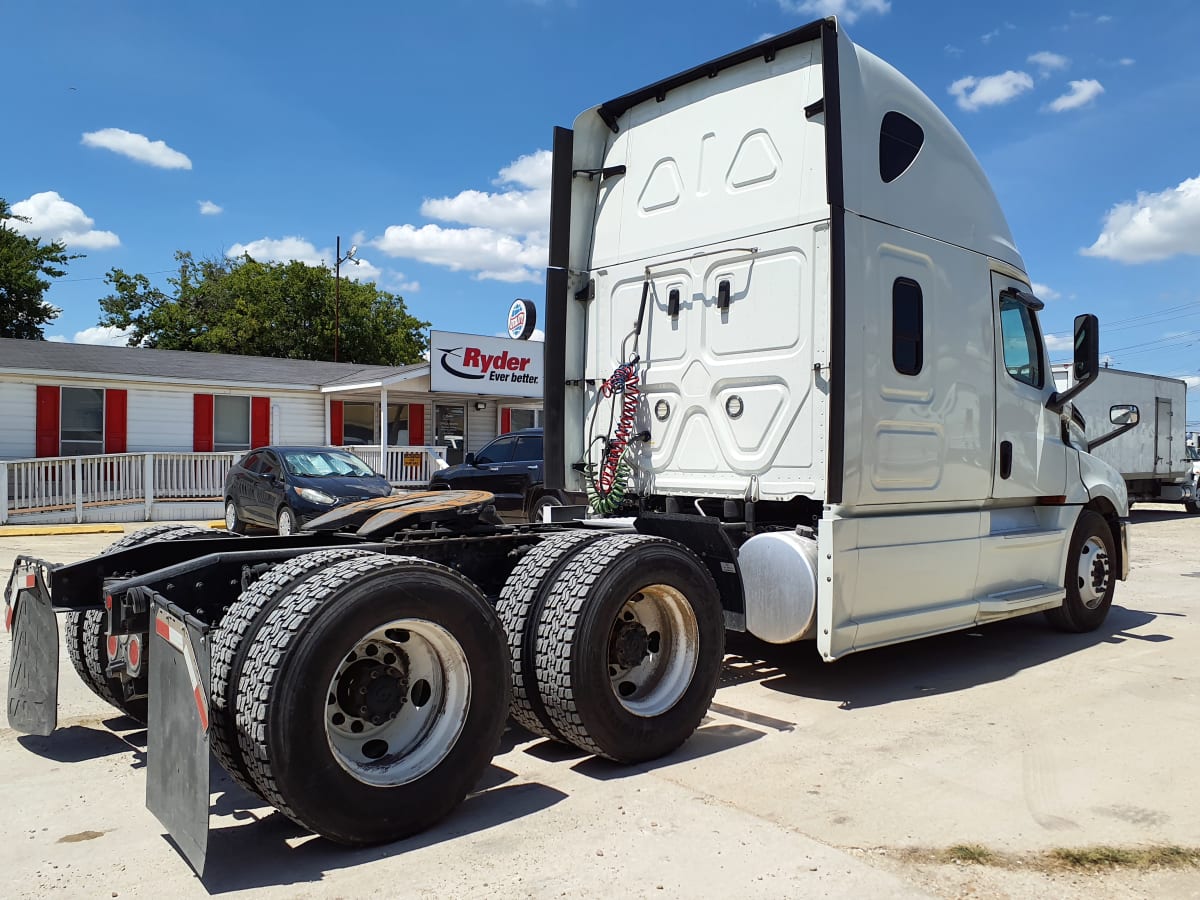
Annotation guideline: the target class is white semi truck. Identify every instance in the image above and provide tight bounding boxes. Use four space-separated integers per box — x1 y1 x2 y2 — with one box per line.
5 17 1130 875
1052 364 1196 512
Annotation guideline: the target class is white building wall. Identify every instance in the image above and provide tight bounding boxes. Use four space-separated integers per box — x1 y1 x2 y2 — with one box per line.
127 388 195 452
466 402 498 451
0 381 36 458
273 395 326 445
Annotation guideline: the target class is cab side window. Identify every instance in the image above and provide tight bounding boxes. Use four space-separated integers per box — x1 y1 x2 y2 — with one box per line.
999 297 1045 388
476 436 516 465
514 434 543 461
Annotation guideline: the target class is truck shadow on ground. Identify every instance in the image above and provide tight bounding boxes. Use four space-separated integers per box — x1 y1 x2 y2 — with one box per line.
1129 507 1197 523
719 604 1166 711
17 714 146 764
197 763 568 894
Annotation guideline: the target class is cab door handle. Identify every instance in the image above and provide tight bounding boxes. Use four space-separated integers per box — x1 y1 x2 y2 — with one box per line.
999 441 1013 479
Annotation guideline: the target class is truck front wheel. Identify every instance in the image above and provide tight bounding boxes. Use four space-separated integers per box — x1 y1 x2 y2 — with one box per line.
236 555 509 845
1046 510 1115 633
534 534 724 763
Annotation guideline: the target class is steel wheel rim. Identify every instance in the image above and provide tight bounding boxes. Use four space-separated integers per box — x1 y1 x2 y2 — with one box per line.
1077 535 1111 610
278 509 293 535
225 501 238 530
606 584 699 718
326 618 471 786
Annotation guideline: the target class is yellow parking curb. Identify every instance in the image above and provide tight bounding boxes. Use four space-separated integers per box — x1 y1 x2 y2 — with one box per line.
205 521 227 529
0 524 126 537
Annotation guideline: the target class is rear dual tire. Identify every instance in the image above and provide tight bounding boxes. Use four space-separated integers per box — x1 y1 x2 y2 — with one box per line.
510 533 724 764
234 555 509 845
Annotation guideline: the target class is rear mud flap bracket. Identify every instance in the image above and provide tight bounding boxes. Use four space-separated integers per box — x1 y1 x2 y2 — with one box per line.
147 596 212 876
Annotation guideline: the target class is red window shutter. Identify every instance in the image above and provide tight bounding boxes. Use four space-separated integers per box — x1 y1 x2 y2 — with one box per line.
250 396 271 448
193 394 214 451
330 400 344 445
104 389 128 454
35 386 61 457
408 403 425 445
499 408 511 434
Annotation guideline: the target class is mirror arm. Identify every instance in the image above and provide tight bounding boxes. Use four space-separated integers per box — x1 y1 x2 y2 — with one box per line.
1089 420 1138 452
1046 375 1094 415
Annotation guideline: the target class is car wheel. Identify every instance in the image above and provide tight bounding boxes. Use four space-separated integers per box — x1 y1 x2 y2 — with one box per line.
277 506 298 536
225 499 247 534
528 493 563 524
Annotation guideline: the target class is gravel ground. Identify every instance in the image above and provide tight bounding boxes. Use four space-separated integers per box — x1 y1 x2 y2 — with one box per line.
1 506 1197 898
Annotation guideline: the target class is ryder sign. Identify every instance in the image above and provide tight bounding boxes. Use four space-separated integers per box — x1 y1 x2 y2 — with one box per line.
430 330 544 398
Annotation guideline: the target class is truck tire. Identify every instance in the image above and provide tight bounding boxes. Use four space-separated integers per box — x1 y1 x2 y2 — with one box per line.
101 523 213 555
66 524 215 718
496 530 606 740
528 493 563 524
64 611 97 695
1046 510 1116 633
533 534 724 763
209 548 374 798
234 555 509 845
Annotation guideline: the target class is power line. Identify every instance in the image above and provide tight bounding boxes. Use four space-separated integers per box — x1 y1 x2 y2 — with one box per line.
55 267 178 284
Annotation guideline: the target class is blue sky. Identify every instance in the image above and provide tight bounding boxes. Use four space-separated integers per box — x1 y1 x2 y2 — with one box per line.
3 0 1198 426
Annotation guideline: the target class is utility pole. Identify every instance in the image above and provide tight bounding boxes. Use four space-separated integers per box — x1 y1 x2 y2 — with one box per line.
334 236 358 362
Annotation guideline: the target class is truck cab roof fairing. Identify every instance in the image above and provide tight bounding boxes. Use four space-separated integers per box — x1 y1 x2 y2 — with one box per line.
836 36 1025 271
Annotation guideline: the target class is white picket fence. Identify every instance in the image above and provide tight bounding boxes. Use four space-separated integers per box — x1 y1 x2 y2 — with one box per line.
1 446 447 525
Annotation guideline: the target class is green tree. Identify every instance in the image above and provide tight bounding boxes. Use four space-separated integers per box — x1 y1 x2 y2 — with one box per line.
99 251 429 364
0 197 78 339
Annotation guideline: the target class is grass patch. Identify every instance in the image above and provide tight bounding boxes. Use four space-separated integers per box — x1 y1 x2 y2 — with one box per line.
1047 845 1200 871
942 844 997 865
883 844 1200 873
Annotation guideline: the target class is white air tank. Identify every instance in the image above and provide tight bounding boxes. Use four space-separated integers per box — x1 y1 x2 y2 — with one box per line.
738 531 819 643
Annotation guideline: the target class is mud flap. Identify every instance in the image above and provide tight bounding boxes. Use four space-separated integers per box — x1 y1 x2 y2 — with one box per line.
5 561 59 736
146 598 211 876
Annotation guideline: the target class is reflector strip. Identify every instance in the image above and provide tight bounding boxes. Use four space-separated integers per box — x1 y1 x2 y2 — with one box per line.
154 608 209 733
24 574 36 589
4 604 12 632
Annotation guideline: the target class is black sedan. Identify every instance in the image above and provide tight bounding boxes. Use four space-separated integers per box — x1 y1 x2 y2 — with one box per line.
428 428 564 523
224 446 393 534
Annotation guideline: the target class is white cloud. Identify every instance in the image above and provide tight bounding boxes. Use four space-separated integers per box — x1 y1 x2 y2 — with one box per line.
1179 374 1200 390
47 326 134 346
1031 282 1060 300
227 236 384 282
81 128 192 170
1118 57 1135 66
1082 175 1200 263
1047 79 1104 112
372 224 547 283
775 0 890 24
73 325 134 346
384 272 421 293
9 191 120 249
944 44 963 57
371 150 553 284
1028 51 1069 76
1044 333 1074 351
949 70 1034 111
198 200 223 216
981 22 1015 44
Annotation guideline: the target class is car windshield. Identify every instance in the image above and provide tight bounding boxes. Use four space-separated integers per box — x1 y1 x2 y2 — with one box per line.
283 450 376 477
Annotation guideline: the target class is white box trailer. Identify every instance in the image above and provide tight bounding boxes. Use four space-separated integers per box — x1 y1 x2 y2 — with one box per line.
544 17 1132 661
1052 364 1196 511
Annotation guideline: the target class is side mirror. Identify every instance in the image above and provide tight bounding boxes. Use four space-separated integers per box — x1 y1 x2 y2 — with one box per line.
1047 313 1100 414
1090 403 1140 451
1110 405 1139 427
464 452 477 466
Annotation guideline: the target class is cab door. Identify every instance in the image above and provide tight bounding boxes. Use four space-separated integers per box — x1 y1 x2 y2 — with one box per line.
990 272 1067 498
